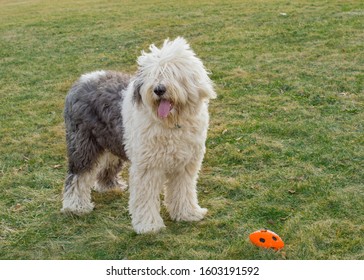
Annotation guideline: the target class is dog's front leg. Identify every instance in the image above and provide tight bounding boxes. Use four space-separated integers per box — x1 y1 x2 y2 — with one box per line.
128 165 166 234
164 162 207 222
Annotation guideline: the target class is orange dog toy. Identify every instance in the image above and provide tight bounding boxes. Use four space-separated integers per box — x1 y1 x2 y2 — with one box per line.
249 229 284 250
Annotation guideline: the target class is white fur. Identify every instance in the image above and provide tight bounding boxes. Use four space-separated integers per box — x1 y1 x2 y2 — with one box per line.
79 70 107 83
62 173 95 215
122 37 216 233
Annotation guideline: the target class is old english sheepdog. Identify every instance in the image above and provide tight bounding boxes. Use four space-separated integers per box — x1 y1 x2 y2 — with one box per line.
62 37 216 234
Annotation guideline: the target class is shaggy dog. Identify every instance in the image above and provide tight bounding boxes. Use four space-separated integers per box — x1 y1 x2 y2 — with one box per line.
62 37 216 234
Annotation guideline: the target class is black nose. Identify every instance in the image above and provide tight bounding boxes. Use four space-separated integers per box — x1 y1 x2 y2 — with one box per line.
153 84 166 96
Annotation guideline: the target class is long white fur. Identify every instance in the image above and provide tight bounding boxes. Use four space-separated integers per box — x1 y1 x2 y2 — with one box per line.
79 70 107 83
122 37 215 233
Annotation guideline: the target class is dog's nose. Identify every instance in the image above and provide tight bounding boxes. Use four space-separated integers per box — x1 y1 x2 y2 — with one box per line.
153 84 166 96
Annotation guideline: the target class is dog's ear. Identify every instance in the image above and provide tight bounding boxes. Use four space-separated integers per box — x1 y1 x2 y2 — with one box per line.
132 78 143 105
199 78 217 100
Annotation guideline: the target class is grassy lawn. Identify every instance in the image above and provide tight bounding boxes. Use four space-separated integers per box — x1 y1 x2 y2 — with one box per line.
0 0 363 260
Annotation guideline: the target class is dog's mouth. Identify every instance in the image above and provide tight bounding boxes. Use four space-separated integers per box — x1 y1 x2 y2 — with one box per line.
157 99 173 119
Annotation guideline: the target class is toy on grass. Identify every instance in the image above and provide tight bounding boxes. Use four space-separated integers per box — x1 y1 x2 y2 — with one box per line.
249 229 284 251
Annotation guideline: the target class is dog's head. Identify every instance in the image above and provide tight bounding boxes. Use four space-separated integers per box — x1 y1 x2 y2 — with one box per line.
132 37 216 125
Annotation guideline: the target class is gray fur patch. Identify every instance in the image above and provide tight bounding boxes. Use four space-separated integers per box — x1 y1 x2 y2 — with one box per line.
64 71 130 175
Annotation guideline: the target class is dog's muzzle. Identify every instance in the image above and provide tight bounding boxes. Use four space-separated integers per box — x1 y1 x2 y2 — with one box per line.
153 84 173 119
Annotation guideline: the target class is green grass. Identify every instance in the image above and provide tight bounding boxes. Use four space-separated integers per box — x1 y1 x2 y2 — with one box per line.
0 0 363 260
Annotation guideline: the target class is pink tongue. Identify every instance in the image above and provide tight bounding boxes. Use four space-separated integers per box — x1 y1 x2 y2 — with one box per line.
158 99 172 118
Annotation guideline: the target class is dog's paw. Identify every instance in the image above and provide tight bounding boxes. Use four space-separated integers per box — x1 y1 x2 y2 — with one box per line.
93 177 128 192
115 178 128 191
132 221 166 234
61 202 94 215
171 207 208 222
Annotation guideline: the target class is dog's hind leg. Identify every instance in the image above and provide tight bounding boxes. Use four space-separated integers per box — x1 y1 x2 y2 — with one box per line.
93 152 128 192
61 129 101 215
62 171 96 215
